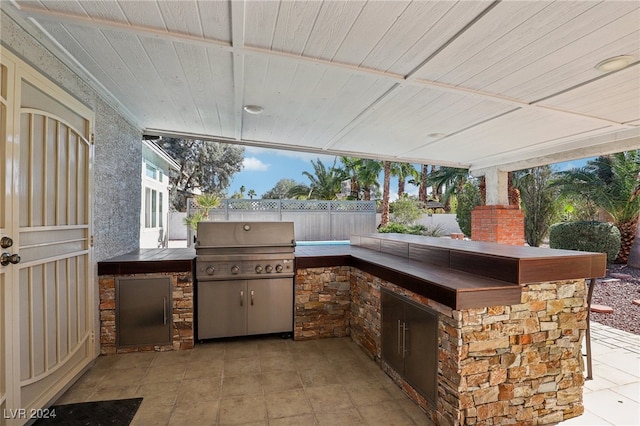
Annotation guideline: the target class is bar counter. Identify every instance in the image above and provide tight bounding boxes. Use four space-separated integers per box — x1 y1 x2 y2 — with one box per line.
295 234 606 310
294 233 607 424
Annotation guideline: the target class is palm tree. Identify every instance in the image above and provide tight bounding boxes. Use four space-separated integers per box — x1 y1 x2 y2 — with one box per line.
340 157 361 199
358 159 382 201
409 165 430 203
380 161 392 227
393 162 418 198
554 151 640 263
339 157 382 200
429 167 470 211
287 158 348 200
247 189 256 199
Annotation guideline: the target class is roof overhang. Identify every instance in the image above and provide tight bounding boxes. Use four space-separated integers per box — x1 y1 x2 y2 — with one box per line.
2 0 638 172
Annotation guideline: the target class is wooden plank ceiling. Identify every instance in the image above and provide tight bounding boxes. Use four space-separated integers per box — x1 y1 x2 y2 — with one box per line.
4 0 639 173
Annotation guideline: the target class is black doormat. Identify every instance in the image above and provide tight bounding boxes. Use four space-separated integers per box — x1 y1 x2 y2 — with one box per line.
33 398 143 426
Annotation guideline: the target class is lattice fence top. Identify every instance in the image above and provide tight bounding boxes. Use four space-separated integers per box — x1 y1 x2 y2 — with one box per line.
187 198 376 213
330 201 377 212
281 200 330 211
227 199 280 210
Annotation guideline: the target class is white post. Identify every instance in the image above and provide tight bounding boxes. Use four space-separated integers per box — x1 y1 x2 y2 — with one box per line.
473 167 509 205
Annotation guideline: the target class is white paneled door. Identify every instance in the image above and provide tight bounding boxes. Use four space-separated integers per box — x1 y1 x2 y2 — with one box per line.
1 51 95 426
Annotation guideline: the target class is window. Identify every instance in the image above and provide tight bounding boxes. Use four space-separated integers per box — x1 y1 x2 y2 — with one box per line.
151 189 157 228
159 192 163 227
145 162 157 180
144 188 163 229
145 188 151 228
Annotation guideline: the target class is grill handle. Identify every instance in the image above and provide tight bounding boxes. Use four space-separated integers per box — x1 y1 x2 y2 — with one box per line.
240 290 244 306
250 290 254 306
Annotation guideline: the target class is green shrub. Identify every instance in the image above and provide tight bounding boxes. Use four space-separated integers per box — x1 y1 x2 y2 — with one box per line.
548 221 621 263
378 223 444 237
378 223 411 234
390 197 425 225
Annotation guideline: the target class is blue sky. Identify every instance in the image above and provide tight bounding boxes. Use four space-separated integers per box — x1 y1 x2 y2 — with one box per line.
228 146 347 198
227 145 591 200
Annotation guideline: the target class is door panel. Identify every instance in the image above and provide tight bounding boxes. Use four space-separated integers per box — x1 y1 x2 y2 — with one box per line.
197 281 247 339
404 301 438 405
1 58 12 426
381 289 405 373
0 272 6 426
17 106 92 410
1 50 95 424
117 277 172 347
247 278 293 335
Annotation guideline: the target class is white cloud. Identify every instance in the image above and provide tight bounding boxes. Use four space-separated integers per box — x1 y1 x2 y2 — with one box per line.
243 157 270 171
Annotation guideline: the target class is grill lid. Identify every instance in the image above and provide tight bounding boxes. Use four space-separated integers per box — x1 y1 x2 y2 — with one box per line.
196 221 295 249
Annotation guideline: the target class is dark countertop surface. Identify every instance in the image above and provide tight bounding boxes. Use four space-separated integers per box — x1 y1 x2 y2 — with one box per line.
102 248 196 262
295 236 605 309
295 244 521 309
97 237 604 310
98 248 195 275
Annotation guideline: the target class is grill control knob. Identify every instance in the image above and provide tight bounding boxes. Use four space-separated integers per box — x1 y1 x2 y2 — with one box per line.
206 266 215 275
255 265 263 273
275 264 283 273
265 264 273 273
231 265 240 275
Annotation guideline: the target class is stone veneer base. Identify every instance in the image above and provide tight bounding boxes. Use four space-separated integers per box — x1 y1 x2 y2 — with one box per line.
99 272 194 354
296 266 587 426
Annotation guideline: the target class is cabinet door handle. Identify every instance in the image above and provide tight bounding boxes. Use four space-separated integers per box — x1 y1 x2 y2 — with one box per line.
240 290 244 306
250 290 254 306
163 297 167 325
402 323 408 359
397 320 402 355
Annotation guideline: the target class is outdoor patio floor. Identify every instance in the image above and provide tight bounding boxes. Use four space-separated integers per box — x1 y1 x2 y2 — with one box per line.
54 321 639 425
559 321 640 426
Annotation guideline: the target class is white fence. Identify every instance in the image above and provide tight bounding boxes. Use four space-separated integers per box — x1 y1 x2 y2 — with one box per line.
184 199 377 243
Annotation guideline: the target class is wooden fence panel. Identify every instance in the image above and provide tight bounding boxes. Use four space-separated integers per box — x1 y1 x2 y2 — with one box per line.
187 199 376 242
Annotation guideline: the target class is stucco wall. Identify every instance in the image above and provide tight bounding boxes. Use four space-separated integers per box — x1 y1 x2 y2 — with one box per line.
2 10 142 262
93 100 141 261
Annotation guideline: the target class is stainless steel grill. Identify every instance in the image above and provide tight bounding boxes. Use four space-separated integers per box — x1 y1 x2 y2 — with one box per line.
195 222 295 340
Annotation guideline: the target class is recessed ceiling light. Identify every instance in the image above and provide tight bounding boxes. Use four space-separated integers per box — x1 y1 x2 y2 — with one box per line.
428 133 446 138
595 55 635 73
243 105 263 114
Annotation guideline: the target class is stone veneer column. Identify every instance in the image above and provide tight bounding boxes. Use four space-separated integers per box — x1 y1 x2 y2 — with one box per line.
294 266 351 340
471 205 525 245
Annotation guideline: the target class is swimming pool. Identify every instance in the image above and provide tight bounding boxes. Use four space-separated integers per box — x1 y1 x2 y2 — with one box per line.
295 240 350 246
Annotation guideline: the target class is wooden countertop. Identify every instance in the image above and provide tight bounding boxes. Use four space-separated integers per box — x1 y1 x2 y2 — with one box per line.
97 235 606 311
351 234 606 285
296 245 521 309
296 234 606 310
98 248 196 275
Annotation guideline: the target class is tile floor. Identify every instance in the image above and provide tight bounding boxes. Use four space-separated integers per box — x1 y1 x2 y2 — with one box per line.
558 322 640 426
56 322 640 426
56 336 433 425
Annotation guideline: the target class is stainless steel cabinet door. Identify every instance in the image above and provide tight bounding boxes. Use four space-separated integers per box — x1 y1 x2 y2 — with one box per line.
404 301 438 405
197 280 247 339
117 277 172 347
247 278 293 335
381 288 438 406
381 290 405 372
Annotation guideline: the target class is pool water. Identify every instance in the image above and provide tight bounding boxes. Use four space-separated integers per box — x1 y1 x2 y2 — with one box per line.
295 240 350 246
